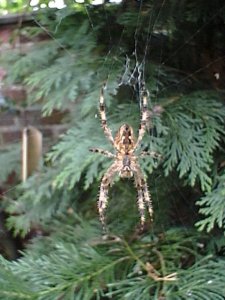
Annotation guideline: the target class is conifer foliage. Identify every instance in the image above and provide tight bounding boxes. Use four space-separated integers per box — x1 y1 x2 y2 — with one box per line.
1 1 225 299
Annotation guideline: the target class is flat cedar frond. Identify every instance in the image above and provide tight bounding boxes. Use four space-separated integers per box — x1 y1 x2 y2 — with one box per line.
163 92 225 191
0 223 225 300
0 144 20 182
5 41 60 82
5 168 71 237
196 172 225 232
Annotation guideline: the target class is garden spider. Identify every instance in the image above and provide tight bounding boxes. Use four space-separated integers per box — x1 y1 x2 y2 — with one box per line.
90 84 155 230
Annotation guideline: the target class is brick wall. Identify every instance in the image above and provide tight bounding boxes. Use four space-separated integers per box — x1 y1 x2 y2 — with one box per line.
1 84 67 145
0 103 68 146
0 14 68 148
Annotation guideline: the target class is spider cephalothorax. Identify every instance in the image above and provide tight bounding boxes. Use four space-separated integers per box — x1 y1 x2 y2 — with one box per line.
90 84 154 229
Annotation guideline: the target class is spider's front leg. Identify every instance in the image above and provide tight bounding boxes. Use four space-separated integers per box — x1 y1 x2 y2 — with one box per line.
98 161 119 230
134 91 149 151
99 84 115 146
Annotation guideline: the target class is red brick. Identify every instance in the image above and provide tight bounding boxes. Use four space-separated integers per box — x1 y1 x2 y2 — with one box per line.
2 128 22 144
40 127 54 138
2 85 27 103
23 108 41 126
0 111 19 126
0 132 3 146
40 110 68 125
40 125 68 139
0 67 6 80
52 125 68 136
0 26 14 44
22 108 68 126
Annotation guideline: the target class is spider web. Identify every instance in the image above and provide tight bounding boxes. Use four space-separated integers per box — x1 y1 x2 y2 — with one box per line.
1 0 225 241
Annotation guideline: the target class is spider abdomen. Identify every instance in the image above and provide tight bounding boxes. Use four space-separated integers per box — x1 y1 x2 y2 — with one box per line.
114 124 136 153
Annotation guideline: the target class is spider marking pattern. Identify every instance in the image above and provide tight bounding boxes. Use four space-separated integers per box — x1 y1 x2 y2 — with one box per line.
90 84 154 230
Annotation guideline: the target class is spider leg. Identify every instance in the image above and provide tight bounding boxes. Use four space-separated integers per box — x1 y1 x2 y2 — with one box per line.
89 148 115 158
99 84 115 146
140 150 161 159
141 178 153 222
98 161 119 230
136 182 146 229
134 91 149 150
133 163 153 226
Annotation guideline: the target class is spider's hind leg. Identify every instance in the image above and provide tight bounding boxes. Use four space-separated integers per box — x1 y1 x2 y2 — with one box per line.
134 165 153 228
136 184 146 229
98 162 119 231
141 178 153 222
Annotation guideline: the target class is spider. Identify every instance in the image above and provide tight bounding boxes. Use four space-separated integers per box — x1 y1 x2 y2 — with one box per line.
90 84 156 230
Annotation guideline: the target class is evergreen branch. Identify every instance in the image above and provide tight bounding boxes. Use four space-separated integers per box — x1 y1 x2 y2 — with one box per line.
196 172 225 232
5 168 72 236
0 144 20 182
123 239 177 282
162 91 225 191
0 220 224 299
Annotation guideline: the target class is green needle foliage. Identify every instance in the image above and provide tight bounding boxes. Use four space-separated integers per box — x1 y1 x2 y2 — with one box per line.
196 172 225 232
1 220 225 300
1 0 225 299
0 144 20 182
162 91 225 191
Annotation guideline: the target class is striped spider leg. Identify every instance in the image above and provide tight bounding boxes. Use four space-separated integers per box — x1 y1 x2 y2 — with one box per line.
98 161 120 231
133 164 153 229
98 83 115 147
140 150 162 159
89 148 115 158
133 90 149 151
90 85 154 230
